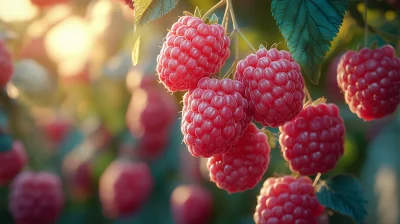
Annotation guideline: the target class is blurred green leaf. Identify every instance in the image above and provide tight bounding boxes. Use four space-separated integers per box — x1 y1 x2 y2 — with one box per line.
132 36 141 66
134 0 180 26
271 0 348 84
361 121 400 224
316 173 367 224
0 134 12 152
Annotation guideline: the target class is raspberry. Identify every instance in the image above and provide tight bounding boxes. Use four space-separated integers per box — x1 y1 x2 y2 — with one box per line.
279 102 345 176
207 123 270 193
9 171 64 224
30 0 69 8
0 141 27 186
156 16 230 92
181 77 252 157
99 160 154 218
170 184 213 224
62 152 93 201
0 40 14 88
136 129 169 160
337 45 400 120
254 176 324 224
126 86 177 138
235 47 305 127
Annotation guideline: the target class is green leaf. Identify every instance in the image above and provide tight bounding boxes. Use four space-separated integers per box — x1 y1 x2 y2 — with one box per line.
271 0 348 84
132 36 141 66
0 134 13 152
134 0 180 26
316 173 367 224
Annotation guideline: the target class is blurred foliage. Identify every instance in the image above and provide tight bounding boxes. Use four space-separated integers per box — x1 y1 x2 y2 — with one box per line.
0 0 399 223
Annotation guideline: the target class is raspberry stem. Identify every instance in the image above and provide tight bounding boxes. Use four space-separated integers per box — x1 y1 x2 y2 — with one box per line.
222 4 230 33
313 172 321 187
201 0 226 20
304 86 313 102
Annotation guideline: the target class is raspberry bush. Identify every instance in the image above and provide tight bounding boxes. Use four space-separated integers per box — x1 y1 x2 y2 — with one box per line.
2 0 399 223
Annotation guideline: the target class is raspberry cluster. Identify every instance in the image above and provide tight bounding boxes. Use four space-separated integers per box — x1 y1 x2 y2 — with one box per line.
157 16 230 92
337 45 400 120
254 176 324 224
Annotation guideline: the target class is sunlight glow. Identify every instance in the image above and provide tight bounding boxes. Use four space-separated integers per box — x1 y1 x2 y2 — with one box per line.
0 0 38 22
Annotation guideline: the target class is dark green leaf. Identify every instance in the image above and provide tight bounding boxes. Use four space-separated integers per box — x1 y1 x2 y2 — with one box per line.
0 134 13 152
316 173 367 224
271 0 348 84
134 0 180 26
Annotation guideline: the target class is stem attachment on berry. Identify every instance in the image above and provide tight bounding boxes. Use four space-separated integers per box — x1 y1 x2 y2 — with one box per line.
201 0 226 20
313 173 321 187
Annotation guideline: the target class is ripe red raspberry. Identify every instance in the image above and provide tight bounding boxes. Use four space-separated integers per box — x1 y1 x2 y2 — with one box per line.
279 102 345 176
0 40 14 88
62 153 93 201
207 123 270 193
170 184 213 224
136 129 169 160
235 47 305 127
181 77 252 157
126 86 177 137
156 16 230 92
337 45 400 120
0 141 27 186
30 0 69 8
254 176 324 224
99 160 154 218
9 171 64 224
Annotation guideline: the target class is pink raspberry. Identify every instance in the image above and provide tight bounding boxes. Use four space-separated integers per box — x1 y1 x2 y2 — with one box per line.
99 160 154 218
126 86 178 138
254 176 324 224
156 16 230 92
181 77 252 157
170 184 213 224
62 153 93 202
208 123 270 193
0 40 14 88
9 171 64 224
279 102 345 176
337 45 400 120
136 129 169 160
235 47 305 127
0 141 27 186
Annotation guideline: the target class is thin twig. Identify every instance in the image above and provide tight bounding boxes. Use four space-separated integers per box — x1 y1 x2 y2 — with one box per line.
201 0 226 20
222 4 230 32
238 30 256 52
313 173 322 187
304 87 313 102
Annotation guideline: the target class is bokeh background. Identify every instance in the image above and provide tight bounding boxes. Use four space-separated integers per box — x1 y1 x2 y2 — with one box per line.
0 0 399 223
